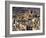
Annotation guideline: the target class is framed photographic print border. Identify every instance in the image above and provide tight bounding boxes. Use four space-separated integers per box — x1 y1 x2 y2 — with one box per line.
5 1 45 37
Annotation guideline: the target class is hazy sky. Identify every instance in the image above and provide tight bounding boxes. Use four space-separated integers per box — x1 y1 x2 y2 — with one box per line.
12 7 40 16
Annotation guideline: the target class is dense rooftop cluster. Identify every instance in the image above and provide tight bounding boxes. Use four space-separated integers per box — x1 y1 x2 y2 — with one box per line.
12 7 40 31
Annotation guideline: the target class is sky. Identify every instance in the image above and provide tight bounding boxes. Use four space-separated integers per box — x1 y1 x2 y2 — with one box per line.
12 7 40 16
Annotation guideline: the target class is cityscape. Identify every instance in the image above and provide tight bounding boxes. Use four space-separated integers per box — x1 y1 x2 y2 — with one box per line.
12 7 40 31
